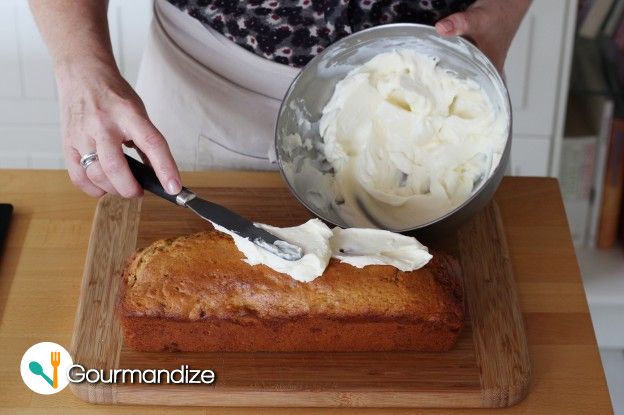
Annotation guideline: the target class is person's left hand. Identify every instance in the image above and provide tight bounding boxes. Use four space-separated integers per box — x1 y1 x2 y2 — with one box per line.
435 0 532 73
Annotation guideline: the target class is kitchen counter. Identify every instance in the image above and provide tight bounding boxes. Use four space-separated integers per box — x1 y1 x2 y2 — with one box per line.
0 170 613 414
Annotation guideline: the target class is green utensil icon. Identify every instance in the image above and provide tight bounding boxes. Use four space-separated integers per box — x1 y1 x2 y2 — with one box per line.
29 361 53 387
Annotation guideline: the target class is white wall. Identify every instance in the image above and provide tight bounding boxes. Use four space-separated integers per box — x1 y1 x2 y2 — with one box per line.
0 0 152 168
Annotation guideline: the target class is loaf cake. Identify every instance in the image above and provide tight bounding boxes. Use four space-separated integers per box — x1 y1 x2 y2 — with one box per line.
117 230 464 352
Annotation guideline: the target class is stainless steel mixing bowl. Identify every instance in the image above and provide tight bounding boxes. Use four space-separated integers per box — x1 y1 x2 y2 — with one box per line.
275 23 512 236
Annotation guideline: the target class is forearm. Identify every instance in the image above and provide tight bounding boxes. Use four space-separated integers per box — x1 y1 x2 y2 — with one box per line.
501 0 532 36
497 0 532 65
514 0 532 21
436 0 532 71
29 0 119 84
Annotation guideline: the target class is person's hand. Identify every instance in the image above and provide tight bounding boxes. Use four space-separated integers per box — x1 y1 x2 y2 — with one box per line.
435 0 532 72
56 61 182 198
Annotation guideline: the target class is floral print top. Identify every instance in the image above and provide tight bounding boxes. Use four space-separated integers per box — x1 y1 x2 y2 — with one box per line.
166 0 476 67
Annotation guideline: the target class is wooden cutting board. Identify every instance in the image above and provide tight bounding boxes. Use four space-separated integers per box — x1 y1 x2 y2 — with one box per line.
69 186 530 408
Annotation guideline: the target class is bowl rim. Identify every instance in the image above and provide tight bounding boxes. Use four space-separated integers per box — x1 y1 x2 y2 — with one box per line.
275 22 512 232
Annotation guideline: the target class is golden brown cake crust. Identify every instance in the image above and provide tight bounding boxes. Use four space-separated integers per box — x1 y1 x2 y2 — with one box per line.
117 230 464 352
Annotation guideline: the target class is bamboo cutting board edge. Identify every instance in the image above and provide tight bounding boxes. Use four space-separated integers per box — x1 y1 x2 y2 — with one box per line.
69 191 530 408
68 196 142 405
458 202 531 407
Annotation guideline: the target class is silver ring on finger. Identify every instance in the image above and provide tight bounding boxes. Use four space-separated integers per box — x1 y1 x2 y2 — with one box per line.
79 151 99 169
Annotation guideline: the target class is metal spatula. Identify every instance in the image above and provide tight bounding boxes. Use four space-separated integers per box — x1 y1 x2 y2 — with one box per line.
124 154 303 261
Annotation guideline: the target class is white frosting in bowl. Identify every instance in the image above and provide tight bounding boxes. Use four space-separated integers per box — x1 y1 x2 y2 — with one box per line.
319 49 508 230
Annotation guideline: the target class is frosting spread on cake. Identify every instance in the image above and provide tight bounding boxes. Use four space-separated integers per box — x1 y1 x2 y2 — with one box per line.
212 218 431 282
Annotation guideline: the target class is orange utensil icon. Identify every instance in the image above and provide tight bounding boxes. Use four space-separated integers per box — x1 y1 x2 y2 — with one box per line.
50 351 60 388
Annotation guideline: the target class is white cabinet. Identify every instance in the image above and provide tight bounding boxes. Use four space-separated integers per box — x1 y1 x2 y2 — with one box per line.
509 136 551 176
504 0 577 176
506 0 570 137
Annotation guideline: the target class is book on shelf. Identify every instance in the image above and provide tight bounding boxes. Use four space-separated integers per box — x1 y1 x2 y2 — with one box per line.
577 0 595 29
620 186 624 244
615 14 624 53
597 117 624 248
586 97 615 248
602 0 624 37
561 96 612 246
560 138 596 246
579 0 615 38
570 0 624 248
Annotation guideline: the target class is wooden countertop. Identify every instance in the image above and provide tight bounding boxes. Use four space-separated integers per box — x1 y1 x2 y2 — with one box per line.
0 170 613 414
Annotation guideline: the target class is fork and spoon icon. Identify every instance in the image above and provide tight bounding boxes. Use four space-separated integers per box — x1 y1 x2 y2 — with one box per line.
28 351 61 388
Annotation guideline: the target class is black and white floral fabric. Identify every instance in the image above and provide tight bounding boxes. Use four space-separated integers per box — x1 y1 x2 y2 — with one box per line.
167 0 476 67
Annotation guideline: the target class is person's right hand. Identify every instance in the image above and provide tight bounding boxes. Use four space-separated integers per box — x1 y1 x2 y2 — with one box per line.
434 0 532 73
56 62 182 198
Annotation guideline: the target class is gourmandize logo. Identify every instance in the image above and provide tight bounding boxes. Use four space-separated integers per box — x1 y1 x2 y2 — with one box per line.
20 342 73 395
20 342 216 393
29 351 61 389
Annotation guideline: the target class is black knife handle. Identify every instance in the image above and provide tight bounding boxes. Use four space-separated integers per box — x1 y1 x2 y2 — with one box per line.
125 154 185 205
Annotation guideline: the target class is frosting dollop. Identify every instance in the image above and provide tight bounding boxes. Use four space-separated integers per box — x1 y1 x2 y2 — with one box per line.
330 227 432 271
